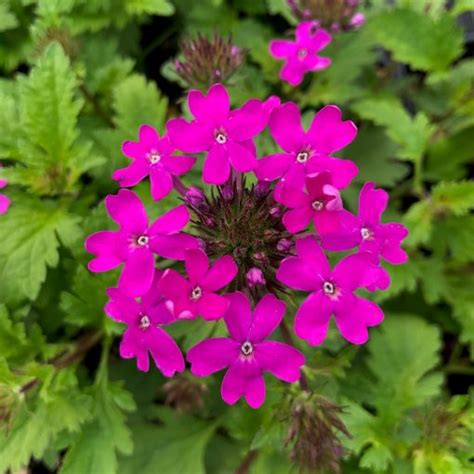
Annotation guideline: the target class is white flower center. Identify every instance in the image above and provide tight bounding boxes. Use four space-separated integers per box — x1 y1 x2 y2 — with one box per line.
296 151 309 163
215 132 227 144
191 286 202 301
312 200 324 211
148 152 161 164
361 227 372 240
240 341 254 356
298 48 308 59
136 235 149 246
323 281 335 295
139 315 151 329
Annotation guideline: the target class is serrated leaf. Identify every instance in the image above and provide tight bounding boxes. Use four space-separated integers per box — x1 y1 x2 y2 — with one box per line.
434 215 474 263
369 8 463 71
125 0 175 15
432 181 474 216
403 201 434 248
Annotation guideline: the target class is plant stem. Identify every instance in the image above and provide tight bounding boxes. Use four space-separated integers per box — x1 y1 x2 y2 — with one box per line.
235 449 258 474
79 83 115 129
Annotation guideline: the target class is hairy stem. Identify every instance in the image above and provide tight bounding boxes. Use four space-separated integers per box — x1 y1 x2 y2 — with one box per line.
235 449 258 474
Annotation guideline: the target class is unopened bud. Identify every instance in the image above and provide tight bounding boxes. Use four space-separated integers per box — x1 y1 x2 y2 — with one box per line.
246 268 266 287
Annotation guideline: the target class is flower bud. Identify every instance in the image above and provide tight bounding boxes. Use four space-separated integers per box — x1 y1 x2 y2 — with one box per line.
246 268 266 287
277 238 293 253
185 186 206 208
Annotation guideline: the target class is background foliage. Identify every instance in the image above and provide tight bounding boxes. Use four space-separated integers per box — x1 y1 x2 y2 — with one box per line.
0 1 473 473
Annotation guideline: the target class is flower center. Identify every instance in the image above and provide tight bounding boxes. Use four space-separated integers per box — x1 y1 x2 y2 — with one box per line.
191 286 202 301
148 151 161 164
361 227 373 240
139 315 151 329
296 151 309 163
298 48 308 59
215 132 227 144
240 341 254 356
312 200 324 211
323 281 336 295
136 235 149 246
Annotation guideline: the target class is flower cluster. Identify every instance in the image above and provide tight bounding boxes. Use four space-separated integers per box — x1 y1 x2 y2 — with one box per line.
85 83 408 408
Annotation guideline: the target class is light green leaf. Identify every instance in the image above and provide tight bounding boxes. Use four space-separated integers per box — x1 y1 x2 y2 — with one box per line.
432 181 474 217
125 0 175 15
0 3 18 32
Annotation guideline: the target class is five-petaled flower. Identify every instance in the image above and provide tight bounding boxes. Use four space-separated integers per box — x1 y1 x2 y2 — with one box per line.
277 236 385 346
113 124 196 201
187 292 305 409
269 21 332 86
85 189 197 297
158 248 238 320
167 83 268 185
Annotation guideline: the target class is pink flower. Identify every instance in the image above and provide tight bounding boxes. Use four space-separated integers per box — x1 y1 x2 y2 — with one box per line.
0 178 10 214
85 189 197 297
277 236 385 345
166 83 268 185
349 12 365 29
158 248 238 320
269 21 332 86
187 292 305 409
113 125 196 201
105 271 184 375
277 171 354 234
322 182 409 265
256 102 358 190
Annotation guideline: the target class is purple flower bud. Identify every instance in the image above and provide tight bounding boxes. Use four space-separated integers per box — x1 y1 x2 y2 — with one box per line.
349 12 365 28
277 238 293 253
255 180 270 198
253 251 267 262
346 0 359 6
230 46 241 56
222 185 234 201
185 186 205 207
246 268 266 287
330 22 341 32
269 206 282 218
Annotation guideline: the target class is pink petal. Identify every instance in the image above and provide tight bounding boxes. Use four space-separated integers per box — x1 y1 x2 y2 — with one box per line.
0 178 8 189
166 118 213 153
308 28 332 50
188 83 230 125
185 248 209 284
85 231 122 272
277 185 310 208
280 60 305 87
227 99 267 142
307 156 358 189
224 292 253 342
145 327 185 377
332 252 378 291
295 21 319 43
113 159 149 187
118 248 155 297
248 294 286 342
150 168 173 201
269 102 305 153
139 124 160 146
255 153 293 181
105 189 148 234
269 39 296 58
294 291 332 346
358 182 388 226
203 144 231 184
303 56 332 71
381 240 408 265
282 207 313 233
150 233 198 260
0 194 9 214
198 292 230 320
187 338 240 376
149 205 190 236
296 235 331 276
277 256 321 292
162 154 196 175
119 329 150 372
256 341 305 382
158 268 191 300
307 105 357 154
313 210 351 235
104 288 140 324
121 140 147 159
201 255 238 291
227 140 258 173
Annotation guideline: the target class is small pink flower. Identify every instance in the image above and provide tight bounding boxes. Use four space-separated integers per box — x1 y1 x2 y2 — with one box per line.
322 182 409 265
85 189 197 297
269 21 332 86
113 125 196 201
256 102 358 190
277 171 354 234
105 271 184 375
158 248 238 320
167 83 268 185
277 236 385 345
187 292 305 409
0 177 10 214
349 12 365 29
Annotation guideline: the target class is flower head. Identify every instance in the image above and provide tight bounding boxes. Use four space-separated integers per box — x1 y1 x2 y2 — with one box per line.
85 189 197 296
158 248 238 320
277 236 385 345
167 83 268 184
187 292 305 409
105 271 184 375
322 182 409 264
113 125 196 201
269 21 332 86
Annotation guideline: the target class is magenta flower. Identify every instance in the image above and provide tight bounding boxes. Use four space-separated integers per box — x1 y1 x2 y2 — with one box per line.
158 249 238 320
0 178 10 214
322 182 409 264
269 21 332 86
187 292 305 409
85 189 197 297
256 102 358 190
166 83 268 185
277 171 353 234
113 125 196 201
105 271 184 375
277 236 385 345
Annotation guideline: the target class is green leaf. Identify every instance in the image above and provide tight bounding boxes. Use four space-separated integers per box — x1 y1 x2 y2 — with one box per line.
434 216 474 263
0 305 32 361
0 197 81 304
403 201 434 247
369 8 463 72
125 0 175 15
0 3 18 32
431 181 474 217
